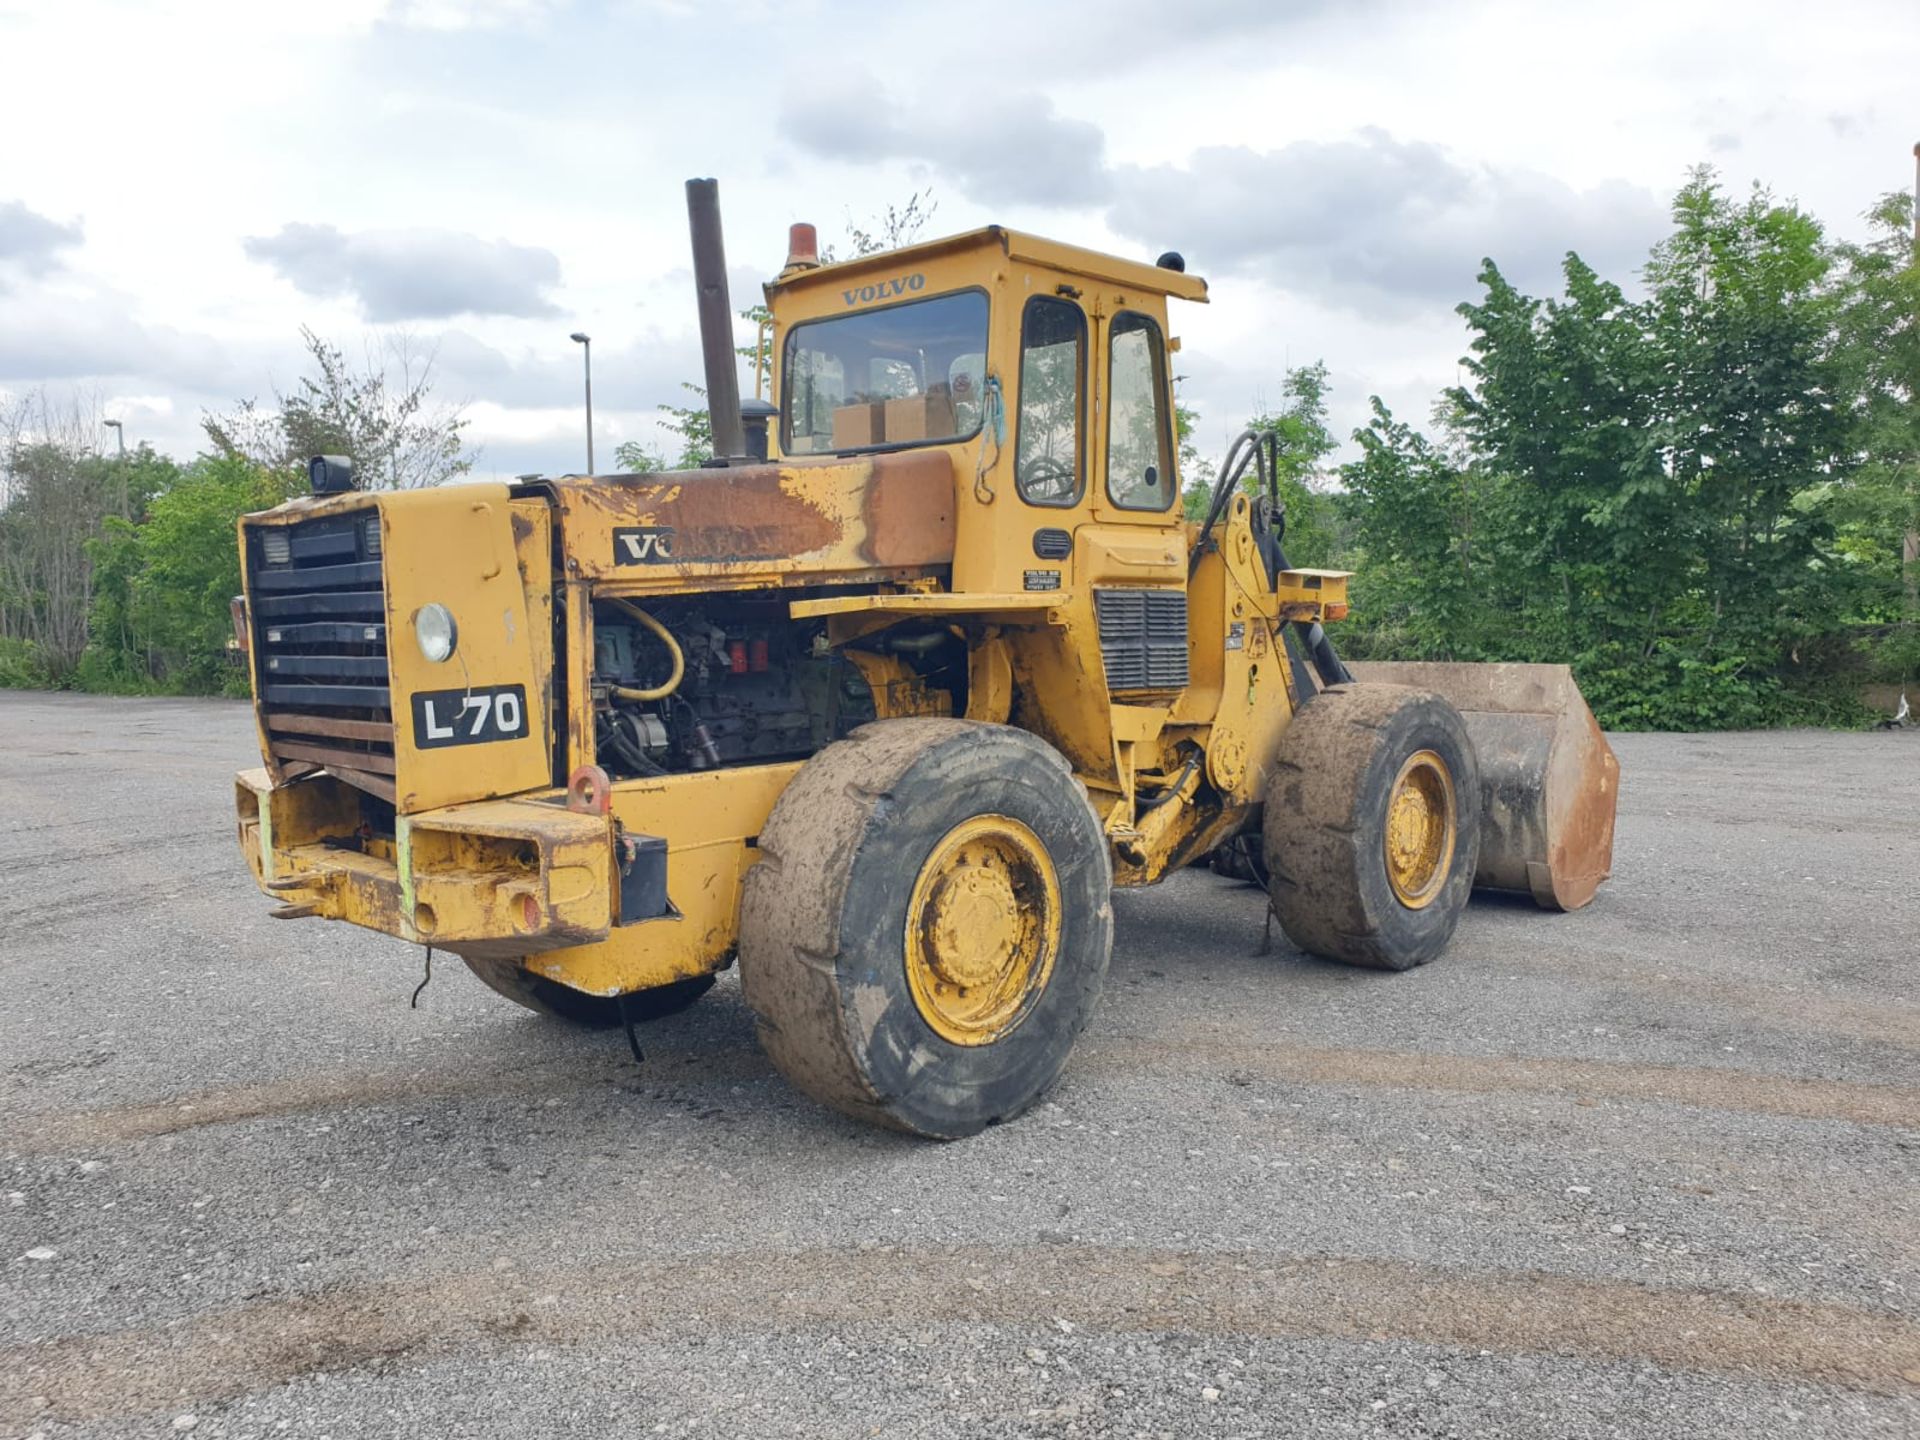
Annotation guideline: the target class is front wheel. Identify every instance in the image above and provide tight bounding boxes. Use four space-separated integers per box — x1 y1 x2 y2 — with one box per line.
1262 684 1481 971
739 719 1113 1138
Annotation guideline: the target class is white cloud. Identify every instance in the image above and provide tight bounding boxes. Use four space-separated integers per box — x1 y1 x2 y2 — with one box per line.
1106 134 1669 317
381 0 560 30
0 0 1915 479
244 224 564 322
782 74 1111 207
0 200 83 281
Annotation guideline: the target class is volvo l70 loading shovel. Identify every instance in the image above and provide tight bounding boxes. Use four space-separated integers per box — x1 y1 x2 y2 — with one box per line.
232 179 1618 1137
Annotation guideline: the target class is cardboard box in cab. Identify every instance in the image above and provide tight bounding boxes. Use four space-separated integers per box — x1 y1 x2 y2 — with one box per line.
884 391 957 443
830 400 886 449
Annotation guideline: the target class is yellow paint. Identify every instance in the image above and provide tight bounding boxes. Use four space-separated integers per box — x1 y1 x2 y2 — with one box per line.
965 634 1014 724
841 650 955 720
234 769 614 953
790 591 1052 621
523 762 803 995
1384 749 1456 910
903 814 1062 1045
382 489 552 813
230 221 1387 1008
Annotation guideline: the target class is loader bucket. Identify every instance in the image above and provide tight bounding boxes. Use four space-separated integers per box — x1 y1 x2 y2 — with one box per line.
1344 662 1619 911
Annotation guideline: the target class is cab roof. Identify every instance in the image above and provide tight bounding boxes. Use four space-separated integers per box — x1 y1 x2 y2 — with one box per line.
765 225 1209 304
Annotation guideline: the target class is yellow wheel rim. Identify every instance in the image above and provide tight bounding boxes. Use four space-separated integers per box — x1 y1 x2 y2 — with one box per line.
1383 749 1456 910
904 815 1061 1046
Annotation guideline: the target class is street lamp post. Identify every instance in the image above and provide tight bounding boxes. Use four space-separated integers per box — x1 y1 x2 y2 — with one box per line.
569 332 594 475
101 419 128 518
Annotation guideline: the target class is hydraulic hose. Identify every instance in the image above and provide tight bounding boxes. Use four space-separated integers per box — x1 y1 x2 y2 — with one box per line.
1187 427 1264 577
604 597 686 702
1189 429 1351 691
1136 748 1202 813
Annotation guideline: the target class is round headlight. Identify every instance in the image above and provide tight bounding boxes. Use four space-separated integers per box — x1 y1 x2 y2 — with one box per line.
415 604 458 663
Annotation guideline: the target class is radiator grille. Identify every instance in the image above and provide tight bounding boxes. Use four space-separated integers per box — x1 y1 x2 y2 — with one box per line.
1095 587 1189 692
248 510 394 794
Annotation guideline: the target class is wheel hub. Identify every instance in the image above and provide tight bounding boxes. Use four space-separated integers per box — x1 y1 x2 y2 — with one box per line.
1383 748 1456 909
924 865 1021 988
905 815 1061 1046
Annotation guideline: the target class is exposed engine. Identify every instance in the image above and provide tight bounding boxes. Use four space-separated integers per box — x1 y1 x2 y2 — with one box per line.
590 597 959 779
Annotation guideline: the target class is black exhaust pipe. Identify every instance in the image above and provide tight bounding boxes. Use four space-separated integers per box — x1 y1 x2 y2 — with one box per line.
686 178 748 465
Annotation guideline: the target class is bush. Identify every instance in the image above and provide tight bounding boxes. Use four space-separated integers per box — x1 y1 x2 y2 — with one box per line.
0 637 53 689
78 456 299 695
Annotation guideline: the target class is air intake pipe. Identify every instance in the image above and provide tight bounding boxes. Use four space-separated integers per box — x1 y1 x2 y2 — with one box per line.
685 178 748 465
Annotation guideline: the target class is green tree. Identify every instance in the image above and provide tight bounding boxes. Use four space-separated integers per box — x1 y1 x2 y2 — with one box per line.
205 328 472 490
1176 402 1213 519
1 392 176 682
1830 189 1920 680
81 456 302 694
1339 398 1496 658
660 385 716 467
1643 173 1844 667
1246 363 1342 565
1432 171 1860 727
826 188 937 262
1452 254 1669 664
610 440 668 473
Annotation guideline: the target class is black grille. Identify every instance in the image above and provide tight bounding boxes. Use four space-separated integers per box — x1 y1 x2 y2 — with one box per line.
1032 527 1072 560
1095 587 1189 692
248 510 395 789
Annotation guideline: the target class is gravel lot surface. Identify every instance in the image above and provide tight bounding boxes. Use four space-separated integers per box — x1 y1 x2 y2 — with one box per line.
1 692 1915 1438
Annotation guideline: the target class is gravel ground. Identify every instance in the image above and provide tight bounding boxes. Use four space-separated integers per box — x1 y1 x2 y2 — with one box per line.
0 692 1915 1439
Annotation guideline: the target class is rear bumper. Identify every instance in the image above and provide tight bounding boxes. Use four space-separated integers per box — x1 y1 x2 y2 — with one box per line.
234 768 615 960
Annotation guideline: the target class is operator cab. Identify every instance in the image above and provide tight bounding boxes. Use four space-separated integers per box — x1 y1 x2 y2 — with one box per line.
763 224 1209 595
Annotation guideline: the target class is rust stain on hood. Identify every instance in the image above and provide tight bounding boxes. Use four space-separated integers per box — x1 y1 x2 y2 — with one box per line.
612 464 842 565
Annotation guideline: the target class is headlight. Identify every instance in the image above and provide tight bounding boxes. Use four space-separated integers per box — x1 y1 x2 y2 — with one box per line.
415 604 458 663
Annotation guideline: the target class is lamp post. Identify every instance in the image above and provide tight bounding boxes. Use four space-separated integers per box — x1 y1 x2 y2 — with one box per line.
101 419 128 519
569 331 594 475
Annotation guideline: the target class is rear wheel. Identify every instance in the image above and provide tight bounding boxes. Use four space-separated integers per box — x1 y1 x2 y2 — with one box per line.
1262 684 1480 971
461 956 714 1027
739 719 1112 1138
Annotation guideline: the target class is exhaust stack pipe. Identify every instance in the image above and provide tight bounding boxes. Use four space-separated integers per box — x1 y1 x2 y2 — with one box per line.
686 177 747 465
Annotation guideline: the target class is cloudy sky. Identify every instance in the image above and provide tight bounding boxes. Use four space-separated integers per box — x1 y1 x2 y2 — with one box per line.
2 0 1915 480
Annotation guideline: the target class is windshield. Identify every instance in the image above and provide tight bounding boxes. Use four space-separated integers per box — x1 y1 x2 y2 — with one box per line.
782 290 989 455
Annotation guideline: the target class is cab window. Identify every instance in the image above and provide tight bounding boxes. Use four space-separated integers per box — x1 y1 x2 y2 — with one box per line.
1106 311 1173 509
1015 296 1085 505
781 290 988 455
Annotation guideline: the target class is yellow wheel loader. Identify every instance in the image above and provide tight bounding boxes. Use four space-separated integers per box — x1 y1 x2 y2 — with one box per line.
232 180 1618 1138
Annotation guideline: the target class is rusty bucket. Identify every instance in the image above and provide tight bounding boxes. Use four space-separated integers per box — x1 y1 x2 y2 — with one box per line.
1345 662 1619 911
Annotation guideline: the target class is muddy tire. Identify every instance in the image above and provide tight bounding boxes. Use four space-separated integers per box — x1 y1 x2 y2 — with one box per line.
1262 684 1480 971
461 956 714 1027
739 719 1112 1139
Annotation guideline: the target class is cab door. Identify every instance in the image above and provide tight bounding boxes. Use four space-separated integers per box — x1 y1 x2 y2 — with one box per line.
1005 291 1090 594
1078 294 1189 700
1089 300 1181 528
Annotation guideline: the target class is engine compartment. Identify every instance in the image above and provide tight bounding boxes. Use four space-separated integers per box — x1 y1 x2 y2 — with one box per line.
589 594 962 780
